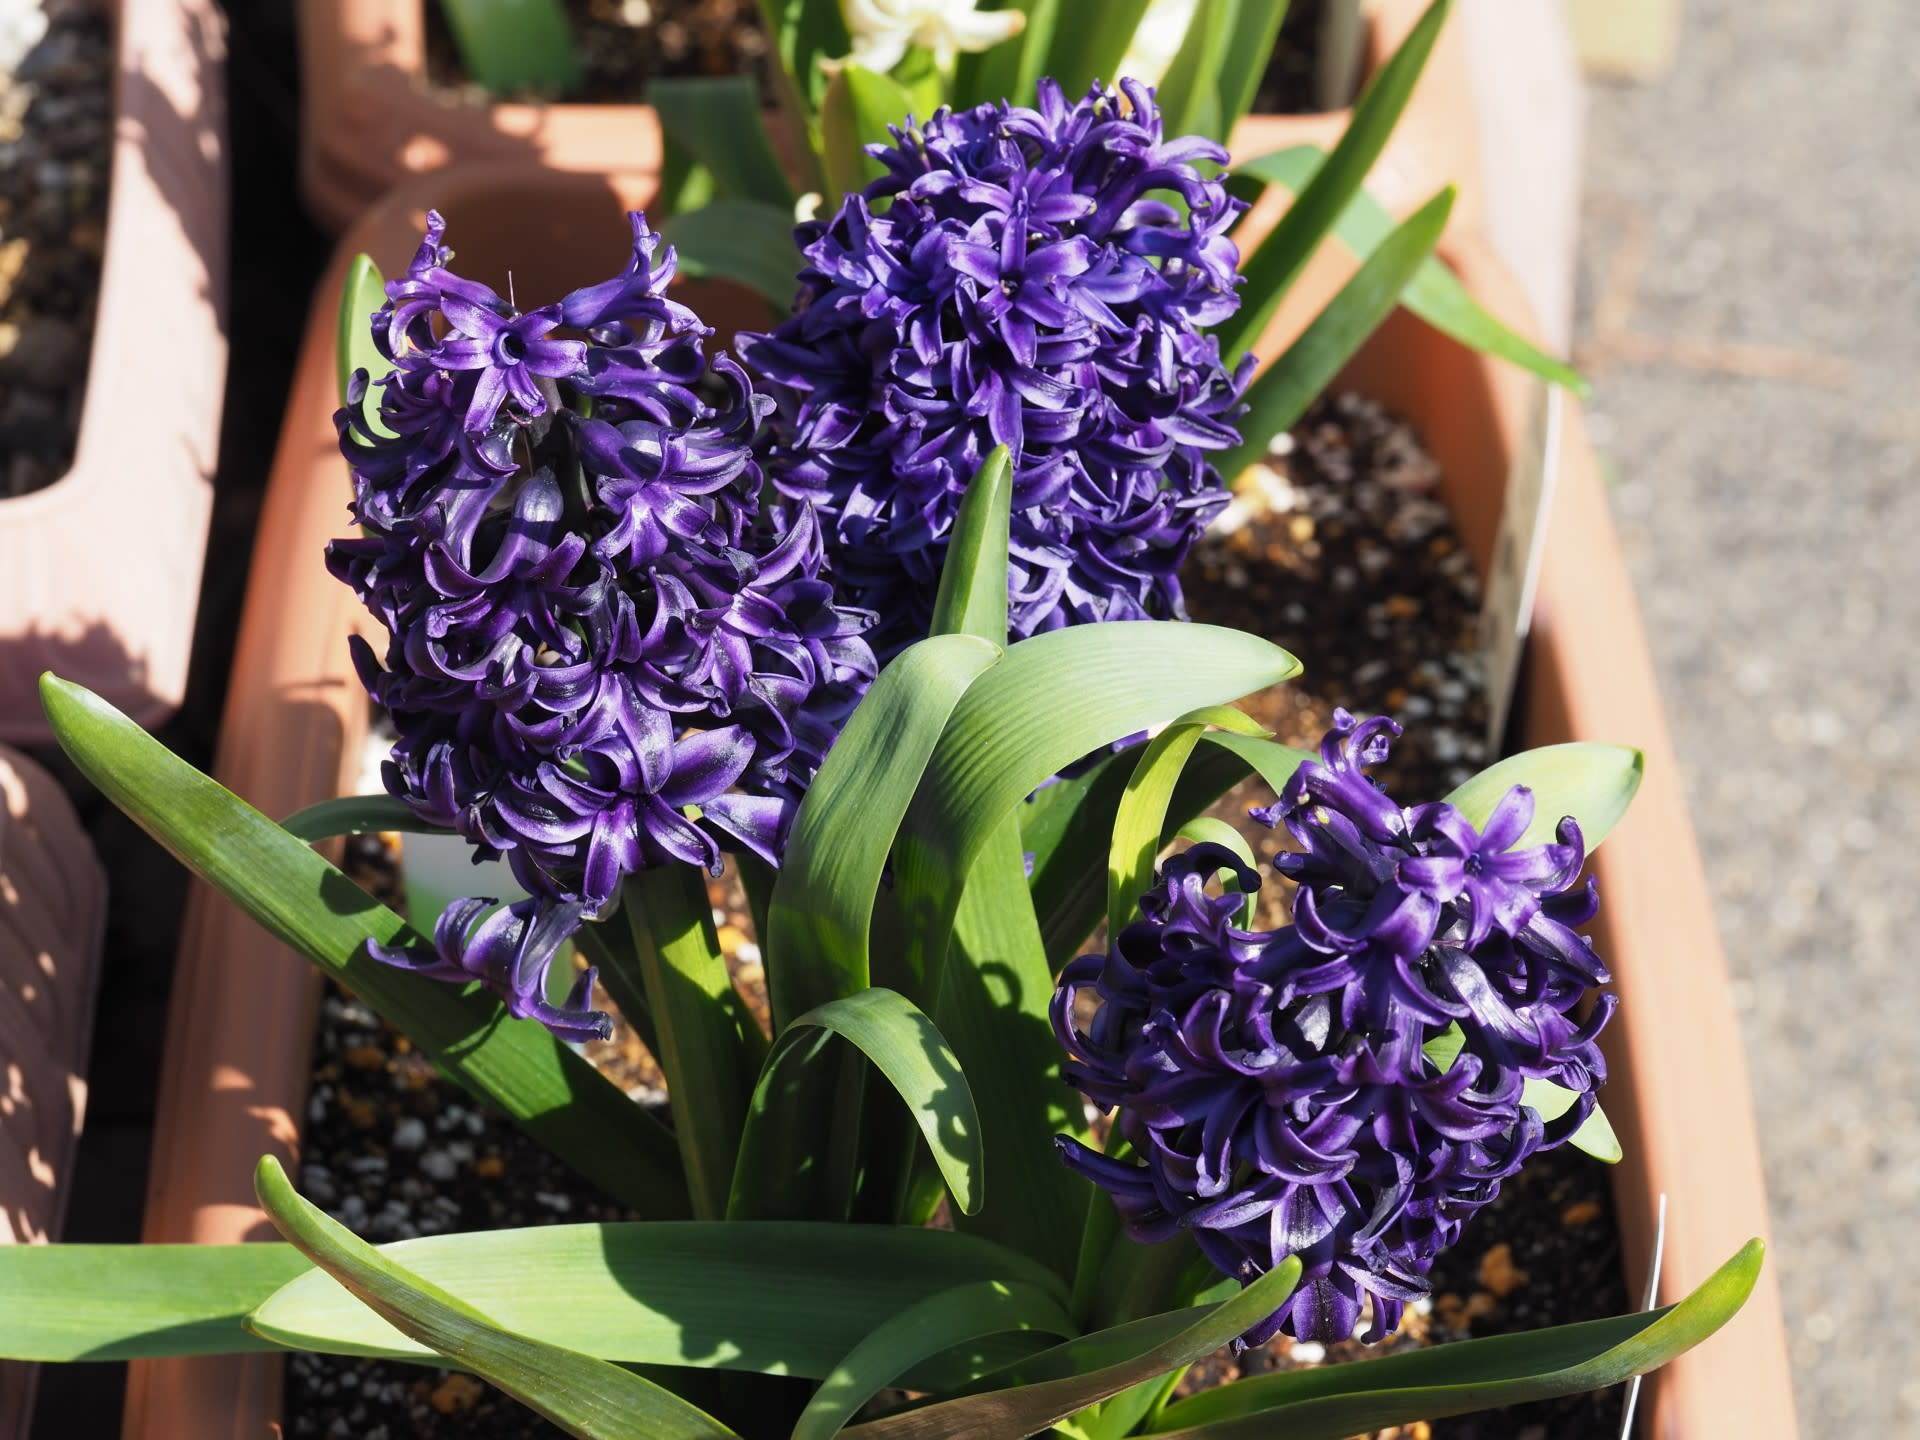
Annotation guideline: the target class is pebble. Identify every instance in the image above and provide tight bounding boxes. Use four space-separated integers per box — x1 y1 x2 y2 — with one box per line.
391 1117 426 1151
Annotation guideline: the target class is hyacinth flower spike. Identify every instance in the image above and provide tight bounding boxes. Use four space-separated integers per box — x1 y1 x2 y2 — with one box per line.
330 210 876 1037
1054 713 1617 1346
740 78 1252 658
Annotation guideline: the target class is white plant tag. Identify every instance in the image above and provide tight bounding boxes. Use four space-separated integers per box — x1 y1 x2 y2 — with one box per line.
1478 382 1564 750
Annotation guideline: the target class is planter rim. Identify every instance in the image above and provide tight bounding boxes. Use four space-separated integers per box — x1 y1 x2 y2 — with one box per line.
0 0 228 741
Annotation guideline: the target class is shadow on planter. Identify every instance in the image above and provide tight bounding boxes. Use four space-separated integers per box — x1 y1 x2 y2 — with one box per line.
0 0 228 744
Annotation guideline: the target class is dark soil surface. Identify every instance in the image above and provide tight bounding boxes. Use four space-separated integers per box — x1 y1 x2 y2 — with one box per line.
1178 393 1630 1438
424 0 772 104
0 0 111 497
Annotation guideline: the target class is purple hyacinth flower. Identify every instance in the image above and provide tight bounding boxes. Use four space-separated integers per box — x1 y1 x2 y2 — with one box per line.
370 896 610 1044
739 78 1251 657
329 213 876 1036
1053 716 1616 1346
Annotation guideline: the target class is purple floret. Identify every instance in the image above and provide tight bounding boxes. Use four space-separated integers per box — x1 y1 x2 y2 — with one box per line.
1053 712 1614 1346
738 78 1252 657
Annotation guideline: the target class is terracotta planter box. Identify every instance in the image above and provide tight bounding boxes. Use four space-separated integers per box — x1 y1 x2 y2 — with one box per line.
124 173 1790 1434
1330 237 1797 1439
0 742 107 1435
295 0 667 231
0 0 228 744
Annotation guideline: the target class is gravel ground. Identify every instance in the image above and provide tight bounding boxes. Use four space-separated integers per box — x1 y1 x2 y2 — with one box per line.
1574 2 1918 1429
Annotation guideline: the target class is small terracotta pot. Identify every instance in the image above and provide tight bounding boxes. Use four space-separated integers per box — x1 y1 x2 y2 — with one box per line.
0 743 107 1435
0 0 228 744
295 0 669 232
1332 236 1798 1439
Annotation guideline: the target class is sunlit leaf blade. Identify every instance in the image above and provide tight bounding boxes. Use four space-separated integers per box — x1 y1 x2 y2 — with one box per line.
253 1159 736 1440
731 989 983 1219
821 63 918 203
794 1281 1076 1440
336 252 395 438
893 624 1299 1007
767 636 1001 1030
936 818 1090 1269
661 200 801 310
437 0 581 94
1444 743 1644 853
956 0 1058 114
1106 706 1268 941
652 76 797 207
280 793 445 843
250 1221 1066 1387
841 1258 1303 1440
1025 732 1309 970
756 0 850 110
930 446 1014 643
37 675 687 1218
0 1245 307 1360
1213 0 1290 136
1146 1242 1764 1438
1231 144 1588 393
1153 0 1229 140
1422 1023 1621 1164
1216 0 1450 362
1522 1077 1623 1164
1041 0 1153 96
627 864 765 1221
1221 185 1455 477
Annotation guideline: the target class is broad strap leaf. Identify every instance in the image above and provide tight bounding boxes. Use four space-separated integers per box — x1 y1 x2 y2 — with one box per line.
1146 1242 1764 1438
1443 743 1644 853
253 1159 737 1440
840 1258 1302 1440
37 676 686 1218
793 1281 1076 1440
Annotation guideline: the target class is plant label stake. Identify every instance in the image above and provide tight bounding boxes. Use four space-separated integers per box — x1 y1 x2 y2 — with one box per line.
1618 1191 1670 1438
1479 381 1564 749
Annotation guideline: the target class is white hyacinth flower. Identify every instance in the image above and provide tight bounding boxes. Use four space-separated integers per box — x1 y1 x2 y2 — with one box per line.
842 0 1026 76
1119 0 1200 87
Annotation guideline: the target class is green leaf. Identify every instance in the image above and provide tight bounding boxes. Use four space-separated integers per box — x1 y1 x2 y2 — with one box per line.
957 0 1058 113
930 446 1014 643
1041 0 1154 96
755 0 850 111
1522 1076 1623 1164
935 817 1091 1269
821 63 918 204
1231 145 1587 393
1213 0 1290 136
1024 732 1309 971
892 623 1299 1008
625 864 766 1221
652 76 796 207
731 988 983 1219
279 793 447 843
1221 185 1455 478
250 1221 1066 1386
437 0 582 96
0 1244 309 1361
1421 1020 1621 1164
37 675 688 1219
1215 0 1451 363
1107 706 1268 941
570 914 660 1061
660 200 800 311
840 1258 1302 1440
767 635 1002 1031
1444 743 1644 852
1172 817 1259 927
336 252 394 439
794 1281 1076 1440
1153 0 1230 140
1146 1241 1765 1438
253 1158 736 1440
